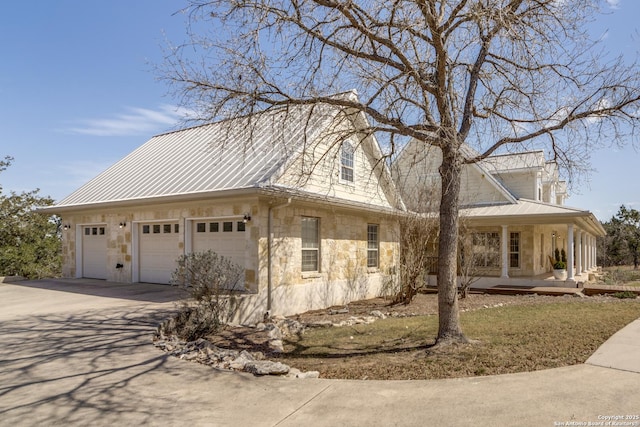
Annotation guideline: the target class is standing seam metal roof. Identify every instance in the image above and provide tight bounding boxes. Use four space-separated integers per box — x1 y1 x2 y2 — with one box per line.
55 105 337 207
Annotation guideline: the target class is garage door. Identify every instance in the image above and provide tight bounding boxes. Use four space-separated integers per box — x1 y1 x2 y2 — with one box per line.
139 222 180 284
82 225 107 279
192 220 246 289
192 220 247 263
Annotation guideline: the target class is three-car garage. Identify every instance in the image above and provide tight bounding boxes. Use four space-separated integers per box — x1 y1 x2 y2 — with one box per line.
75 218 248 285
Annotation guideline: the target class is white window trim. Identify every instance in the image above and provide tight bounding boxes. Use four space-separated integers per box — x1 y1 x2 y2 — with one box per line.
509 232 521 269
340 141 355 185
301 217 320 273
367 224 379 269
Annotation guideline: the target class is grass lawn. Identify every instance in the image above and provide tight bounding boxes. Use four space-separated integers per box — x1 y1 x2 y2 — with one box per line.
279 300 640 380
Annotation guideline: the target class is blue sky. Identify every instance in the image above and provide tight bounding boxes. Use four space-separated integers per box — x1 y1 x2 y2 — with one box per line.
0 0 638 222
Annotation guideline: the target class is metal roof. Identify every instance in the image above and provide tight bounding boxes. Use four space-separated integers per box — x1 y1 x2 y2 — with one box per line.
462 199 606 236
479 150 546 173
54 105 337 208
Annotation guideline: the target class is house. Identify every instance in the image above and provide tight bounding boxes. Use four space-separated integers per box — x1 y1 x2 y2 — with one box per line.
45 91 606 322
392 141 605 287
44 99 402 323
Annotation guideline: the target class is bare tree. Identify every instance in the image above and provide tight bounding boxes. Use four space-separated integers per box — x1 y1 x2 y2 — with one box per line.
162 1 640 345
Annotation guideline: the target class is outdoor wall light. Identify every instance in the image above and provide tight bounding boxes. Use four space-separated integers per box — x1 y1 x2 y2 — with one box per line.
119 222 127 228
243 214 252 223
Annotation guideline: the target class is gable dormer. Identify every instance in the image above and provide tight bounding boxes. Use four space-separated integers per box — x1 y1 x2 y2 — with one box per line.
480 151 546 201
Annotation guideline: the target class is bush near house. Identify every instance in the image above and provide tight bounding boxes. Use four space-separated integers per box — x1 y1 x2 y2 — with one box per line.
161 250 243 341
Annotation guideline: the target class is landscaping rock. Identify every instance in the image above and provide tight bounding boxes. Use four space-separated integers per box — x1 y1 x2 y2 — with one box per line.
306 320 333 328
266 324 283 340
329 307 349 315
244 361 290 376
276 318 305 336
154 336 299 377
370 310 387 319
228 350 255 370
269 339 284 353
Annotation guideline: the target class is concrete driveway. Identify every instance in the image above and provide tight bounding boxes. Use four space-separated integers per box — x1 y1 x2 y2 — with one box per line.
1 279 639 427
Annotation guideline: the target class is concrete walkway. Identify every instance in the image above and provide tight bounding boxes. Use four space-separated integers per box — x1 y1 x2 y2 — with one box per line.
1 279 639 427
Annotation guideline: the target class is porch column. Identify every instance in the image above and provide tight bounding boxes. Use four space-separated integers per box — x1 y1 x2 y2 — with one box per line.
584 234 592 271
575 229 582 277
584 234 593 271
582 233 588 273
501 225 509 278
567 224 575 281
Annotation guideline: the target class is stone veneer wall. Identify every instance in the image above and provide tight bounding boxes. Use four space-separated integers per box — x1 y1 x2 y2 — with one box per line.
258 202 399 320
60 196 400 323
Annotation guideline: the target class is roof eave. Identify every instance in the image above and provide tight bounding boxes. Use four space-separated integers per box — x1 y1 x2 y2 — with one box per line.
39 187 261 214
463 210 606 236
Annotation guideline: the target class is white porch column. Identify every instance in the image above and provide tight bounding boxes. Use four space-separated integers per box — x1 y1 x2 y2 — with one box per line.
582 233 588 273
501 225 509 278
587 235 592 270
575 229 582 277
567 224 575 281
584 234 591 271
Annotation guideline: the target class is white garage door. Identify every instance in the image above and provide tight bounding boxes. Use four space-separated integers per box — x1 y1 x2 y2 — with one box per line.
192 220 247 264
82 225 107 280
139 222 180 284
192 220 247 289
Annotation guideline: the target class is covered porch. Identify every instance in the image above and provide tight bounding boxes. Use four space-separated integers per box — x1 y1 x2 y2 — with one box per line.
425 200 606 289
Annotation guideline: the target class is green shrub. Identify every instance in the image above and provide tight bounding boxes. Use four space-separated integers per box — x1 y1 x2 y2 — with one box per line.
169 250 244 340
612 291 637 299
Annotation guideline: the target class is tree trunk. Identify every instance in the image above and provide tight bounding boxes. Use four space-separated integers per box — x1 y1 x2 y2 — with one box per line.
436 144 467 345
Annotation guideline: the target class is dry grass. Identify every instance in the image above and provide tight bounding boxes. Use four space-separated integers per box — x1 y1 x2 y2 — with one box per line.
277 299 640 380
601 266 640 287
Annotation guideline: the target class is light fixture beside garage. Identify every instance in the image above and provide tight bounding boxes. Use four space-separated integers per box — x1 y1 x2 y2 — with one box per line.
243 213 252 223
119 222 127 228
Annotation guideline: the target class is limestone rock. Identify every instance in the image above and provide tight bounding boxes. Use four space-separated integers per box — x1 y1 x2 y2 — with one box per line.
370 310 387 319
244 360 290 376
228 350 255 370
269 339 284 353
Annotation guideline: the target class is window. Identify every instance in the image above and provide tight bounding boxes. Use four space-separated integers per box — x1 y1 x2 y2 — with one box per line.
301 217 320 272
223 222 233 232
510 232 520 268
209 222 219 232
367 224 379 268
237 221 246 232
196 223 206 233
472 232 500 267
340 141 354 183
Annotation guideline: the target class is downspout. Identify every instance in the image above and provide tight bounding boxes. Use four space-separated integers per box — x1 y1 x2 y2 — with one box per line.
267 197 292 314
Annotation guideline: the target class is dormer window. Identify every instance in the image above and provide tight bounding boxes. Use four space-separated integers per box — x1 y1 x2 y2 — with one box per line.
340 141 354 183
